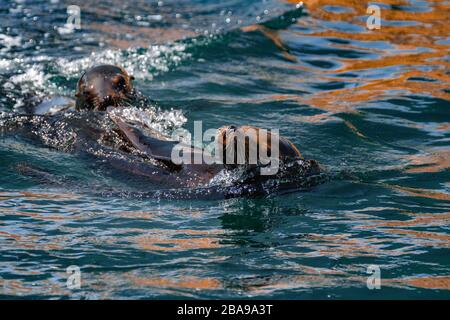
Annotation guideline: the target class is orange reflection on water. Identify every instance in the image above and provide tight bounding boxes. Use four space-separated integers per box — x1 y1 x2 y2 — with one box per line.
113 210 157 220
402 276 450 290
298 233 413 258
0 277 74 297
279 0 450 116
90 23 196 48
240 274 347 294
389 184 450 201
404 149 450 173
0 229 69 251
383 228 450 247
129 275 222 290
0 230 21 241
0 206 82 222
133 228 225 252
0 191 80 201
361 212 450 228
436 123 450 132
0 279 33 296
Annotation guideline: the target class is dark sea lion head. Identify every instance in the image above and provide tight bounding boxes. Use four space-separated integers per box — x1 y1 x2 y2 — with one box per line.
216 125 303 168
75 65 134 111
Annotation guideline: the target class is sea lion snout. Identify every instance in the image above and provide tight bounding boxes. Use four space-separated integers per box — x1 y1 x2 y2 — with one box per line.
75 65 134 111
216 125 303 168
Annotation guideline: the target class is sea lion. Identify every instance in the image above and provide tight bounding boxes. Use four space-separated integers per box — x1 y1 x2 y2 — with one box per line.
75 65 134 111
5 62 323 196
74 65 308 174
109 114 321 189
216 125 302 169
21 65 135 115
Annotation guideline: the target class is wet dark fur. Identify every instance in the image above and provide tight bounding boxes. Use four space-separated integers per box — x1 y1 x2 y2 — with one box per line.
75 65 134 111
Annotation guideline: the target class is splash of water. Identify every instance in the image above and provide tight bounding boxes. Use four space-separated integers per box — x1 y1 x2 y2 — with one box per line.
1 42 193 111
108 105 187 136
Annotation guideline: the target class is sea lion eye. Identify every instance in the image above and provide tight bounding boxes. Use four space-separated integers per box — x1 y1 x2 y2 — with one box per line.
114 76 126 91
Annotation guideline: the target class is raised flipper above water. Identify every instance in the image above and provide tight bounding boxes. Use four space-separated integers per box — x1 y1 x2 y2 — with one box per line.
109 112 184 171
239 3 304 62
259 2 304 30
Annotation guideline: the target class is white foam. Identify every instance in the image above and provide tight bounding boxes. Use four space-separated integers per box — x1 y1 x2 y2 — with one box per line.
10 65 45 87
207 167 248 187
55 43 190 81
109 106 187 136
7 65 48 108
0 34 22 52
0 59 12 72
3 42 191 111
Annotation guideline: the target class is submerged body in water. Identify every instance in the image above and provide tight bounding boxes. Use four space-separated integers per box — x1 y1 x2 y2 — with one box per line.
1 63 324 199
1 106 324 199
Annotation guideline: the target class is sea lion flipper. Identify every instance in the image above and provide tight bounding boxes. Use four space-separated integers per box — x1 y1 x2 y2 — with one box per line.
110 115 182 170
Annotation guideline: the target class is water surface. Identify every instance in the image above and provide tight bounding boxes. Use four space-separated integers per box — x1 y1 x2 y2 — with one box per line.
0 0 449 299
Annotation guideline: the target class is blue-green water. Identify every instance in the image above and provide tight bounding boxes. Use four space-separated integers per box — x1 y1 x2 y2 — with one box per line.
0 0 449 299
